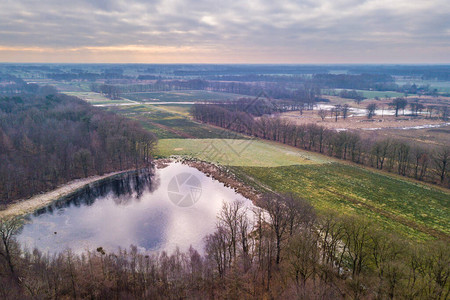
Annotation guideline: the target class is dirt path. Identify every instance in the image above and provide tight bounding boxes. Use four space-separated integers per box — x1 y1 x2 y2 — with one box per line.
0 171 130 218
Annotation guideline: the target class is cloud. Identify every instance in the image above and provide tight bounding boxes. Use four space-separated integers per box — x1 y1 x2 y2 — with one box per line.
0 0 449 62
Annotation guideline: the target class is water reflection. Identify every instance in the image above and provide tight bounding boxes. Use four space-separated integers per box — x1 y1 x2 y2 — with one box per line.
18 163 254 255
33 169 157 218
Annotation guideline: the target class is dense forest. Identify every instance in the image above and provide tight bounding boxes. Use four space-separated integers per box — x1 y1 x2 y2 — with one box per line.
0 193 448 299
0 94 156 204
192 104 450 187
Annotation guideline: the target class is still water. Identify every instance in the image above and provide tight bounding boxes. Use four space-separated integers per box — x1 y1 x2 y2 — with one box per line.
18 163 254 254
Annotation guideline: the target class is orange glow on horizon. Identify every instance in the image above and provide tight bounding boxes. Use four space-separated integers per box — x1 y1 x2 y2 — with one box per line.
0 45 448 64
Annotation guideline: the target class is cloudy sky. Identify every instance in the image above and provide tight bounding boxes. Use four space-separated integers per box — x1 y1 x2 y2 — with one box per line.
0 0 449 63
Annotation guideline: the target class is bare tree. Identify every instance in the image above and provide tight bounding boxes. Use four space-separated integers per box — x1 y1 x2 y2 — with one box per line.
257 193 290 264
412 146 429 180
440 106 449 121
369 230 405 299
218 202 240 261
0 217 23 280
332 105 342 122
286 230 319 290
342 104 350 120
237 206 252 271
380 103 386 117
434 147 450 183
218 200 251 263
342 217 372 278
318 108 328 121
426 105 434 119
284 193 315 236
390 98 408 117
205 226 230 278
366 103 377 119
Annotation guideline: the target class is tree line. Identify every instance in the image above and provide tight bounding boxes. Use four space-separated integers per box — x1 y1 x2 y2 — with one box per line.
0 94 157 204
89 79 321 104
0 75 58 95
90 74 439 104
312 73 396 90
320 98 448 120
192 104 450 187
1 193 448 299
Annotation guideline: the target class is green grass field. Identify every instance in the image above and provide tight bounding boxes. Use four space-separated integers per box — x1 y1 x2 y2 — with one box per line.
156 138 330 166
121 90 242 102
358 90 405 99
153 104 192 116
234 164 449 240
395 79 450 93
107 105 249 139
323 89 405 99
63 92 134 105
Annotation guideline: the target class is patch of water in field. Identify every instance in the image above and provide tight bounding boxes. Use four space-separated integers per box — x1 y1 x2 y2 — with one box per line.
18 163 255 254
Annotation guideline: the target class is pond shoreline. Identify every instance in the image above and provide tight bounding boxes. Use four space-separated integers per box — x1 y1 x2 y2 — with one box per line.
169 158 262 202
1 159 261 219
16 160 257 254
0 169 138 218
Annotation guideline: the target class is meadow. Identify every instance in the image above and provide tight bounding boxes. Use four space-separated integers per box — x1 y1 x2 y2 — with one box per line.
63 91 134 105
156 138 331 166
322 88 405 99
121 90 242 102
107 104 248 139
395 79 450 94
235 164 449 240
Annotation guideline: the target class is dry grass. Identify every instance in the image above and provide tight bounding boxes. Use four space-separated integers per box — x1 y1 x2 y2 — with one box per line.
279 110 448 130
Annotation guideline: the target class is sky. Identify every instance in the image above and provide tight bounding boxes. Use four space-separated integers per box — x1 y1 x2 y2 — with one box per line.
0 0 449 63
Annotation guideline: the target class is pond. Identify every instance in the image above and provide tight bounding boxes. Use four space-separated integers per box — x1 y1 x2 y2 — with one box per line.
17 162 255 255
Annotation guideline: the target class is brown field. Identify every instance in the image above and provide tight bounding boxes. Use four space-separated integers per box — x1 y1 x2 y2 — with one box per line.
279 110 448 131
358 125 450 148
279 94 450 148
322 94 450 109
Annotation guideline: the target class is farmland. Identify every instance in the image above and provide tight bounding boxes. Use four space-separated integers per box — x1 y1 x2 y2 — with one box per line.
107 104 248 139
234 164 449 241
